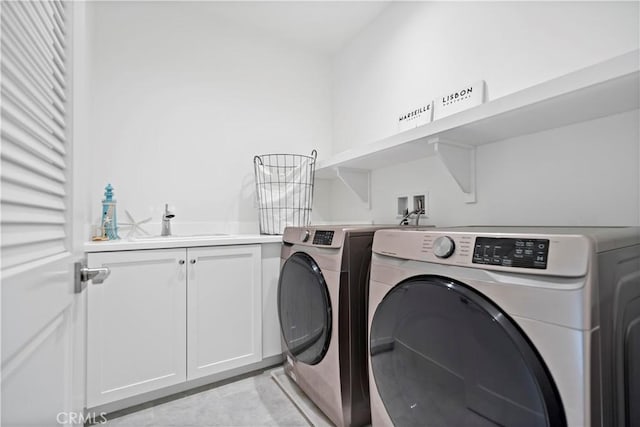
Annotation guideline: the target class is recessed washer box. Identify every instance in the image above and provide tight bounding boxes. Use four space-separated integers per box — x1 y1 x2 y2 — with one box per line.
396 195 409 217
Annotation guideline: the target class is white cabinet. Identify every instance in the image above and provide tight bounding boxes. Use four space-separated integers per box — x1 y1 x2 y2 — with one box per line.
186 245 262 380
87 244 264 407
87 249 187 408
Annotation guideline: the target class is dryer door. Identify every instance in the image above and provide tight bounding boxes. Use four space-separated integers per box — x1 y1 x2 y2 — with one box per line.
278 252 332 365
370 275 566 427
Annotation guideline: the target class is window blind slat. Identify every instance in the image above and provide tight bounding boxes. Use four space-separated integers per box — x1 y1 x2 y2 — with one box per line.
53 53 65 76
1 181 66 211
0 60 65 130
2 103 66 155
42 1 66 45
2 226 65 249
51 3 65 35
1 222 67 269
28 2 66 82
52 22 65 50
39 0 67 58
1 17 57 98
2 203 66 225
52 34 65 63
2 123 66 168
1 138 66 183
1 0 69 270
1 225 66 247
0 45 64 126
1 160 66 197
52 68 66 92
53 0 66 21
33 2 65 55
2 79 66 142
3 3 55 78
21 1 65 80
22 2 61 70
2 7 66 98
1 239 67 270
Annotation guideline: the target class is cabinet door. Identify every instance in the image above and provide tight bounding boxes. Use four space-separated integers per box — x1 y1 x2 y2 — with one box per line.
187 245 262 380
87 249 187 407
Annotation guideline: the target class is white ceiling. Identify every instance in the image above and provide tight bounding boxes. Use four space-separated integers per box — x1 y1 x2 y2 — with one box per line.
204 1 392 55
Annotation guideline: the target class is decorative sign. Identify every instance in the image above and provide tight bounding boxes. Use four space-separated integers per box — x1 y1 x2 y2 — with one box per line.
433 80 486 120
398 101 433 132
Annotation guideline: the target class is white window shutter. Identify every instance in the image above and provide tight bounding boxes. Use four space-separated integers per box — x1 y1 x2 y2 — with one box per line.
1 0 69 270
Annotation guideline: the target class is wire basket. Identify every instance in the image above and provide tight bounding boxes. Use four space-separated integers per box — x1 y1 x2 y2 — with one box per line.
254 150 317 235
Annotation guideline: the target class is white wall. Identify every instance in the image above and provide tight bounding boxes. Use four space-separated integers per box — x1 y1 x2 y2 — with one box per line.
86 1 332 235
326 1 640 226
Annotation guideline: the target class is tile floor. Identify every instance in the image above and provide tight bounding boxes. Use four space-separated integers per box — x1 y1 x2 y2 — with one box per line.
103 368 314 427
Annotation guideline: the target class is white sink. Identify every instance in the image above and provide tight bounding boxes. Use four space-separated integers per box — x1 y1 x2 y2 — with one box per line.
133 233 231 241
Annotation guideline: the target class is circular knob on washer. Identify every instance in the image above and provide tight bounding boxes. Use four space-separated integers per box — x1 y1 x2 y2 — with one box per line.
433 236 455 258
301 230 310 242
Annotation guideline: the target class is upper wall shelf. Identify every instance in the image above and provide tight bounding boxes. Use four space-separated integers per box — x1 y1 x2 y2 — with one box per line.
315 50 640 205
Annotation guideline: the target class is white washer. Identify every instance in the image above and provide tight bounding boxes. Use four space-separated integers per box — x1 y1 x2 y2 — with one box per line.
368 227 640 427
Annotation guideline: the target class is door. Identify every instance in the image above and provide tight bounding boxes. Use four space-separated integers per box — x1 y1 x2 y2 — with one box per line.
187 245 262 380
1 1 86 425
277 252 332 365
369 276 566 427
86 249 187 407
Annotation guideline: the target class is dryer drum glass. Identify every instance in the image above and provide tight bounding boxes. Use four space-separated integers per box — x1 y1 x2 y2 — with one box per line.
277 252 332 365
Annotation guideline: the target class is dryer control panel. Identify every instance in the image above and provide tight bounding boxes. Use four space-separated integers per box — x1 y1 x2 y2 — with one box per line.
472 237 549 269
313 230 334 246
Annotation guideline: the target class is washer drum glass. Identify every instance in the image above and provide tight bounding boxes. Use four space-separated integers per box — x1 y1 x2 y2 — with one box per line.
370 276 566 427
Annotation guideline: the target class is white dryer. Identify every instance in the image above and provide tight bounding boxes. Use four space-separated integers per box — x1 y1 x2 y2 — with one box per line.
368 227 640 427
278 225 391 427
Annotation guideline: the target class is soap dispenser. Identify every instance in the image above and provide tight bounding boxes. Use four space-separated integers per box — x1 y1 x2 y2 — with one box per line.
101 184 120 240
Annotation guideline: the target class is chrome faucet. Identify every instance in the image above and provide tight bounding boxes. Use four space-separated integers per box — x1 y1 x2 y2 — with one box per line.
161 204 175 236
399 200 425 226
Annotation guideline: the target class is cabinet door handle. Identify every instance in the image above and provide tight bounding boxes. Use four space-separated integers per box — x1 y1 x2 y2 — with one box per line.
178 260 185 265
190 259 196 264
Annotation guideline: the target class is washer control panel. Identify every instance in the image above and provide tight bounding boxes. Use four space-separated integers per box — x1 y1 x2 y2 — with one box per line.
313 230 334 246
472 237 549 269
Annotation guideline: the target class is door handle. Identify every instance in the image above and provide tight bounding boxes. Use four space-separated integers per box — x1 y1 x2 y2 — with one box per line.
82 266 110 284
75 262 111 293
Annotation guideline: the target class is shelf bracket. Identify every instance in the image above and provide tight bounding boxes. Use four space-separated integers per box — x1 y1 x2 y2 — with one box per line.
428 137 476 204
335 167 371 209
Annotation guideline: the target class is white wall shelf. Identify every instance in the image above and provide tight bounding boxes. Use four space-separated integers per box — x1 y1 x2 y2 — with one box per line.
315 50 640 204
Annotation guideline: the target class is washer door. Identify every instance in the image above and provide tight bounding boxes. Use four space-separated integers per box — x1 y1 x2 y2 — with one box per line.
370 276 566 427
278 252 332 365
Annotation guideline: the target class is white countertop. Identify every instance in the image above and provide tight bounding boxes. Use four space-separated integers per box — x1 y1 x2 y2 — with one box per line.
84 234 283 252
